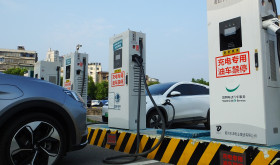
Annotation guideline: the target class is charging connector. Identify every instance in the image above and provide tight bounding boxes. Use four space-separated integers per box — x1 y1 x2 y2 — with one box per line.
132 54 143 64
263 17 280 36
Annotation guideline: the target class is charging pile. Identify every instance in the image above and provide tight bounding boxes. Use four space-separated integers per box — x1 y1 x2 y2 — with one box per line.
63 45 88 102
102 30 166 163
208 0 280 145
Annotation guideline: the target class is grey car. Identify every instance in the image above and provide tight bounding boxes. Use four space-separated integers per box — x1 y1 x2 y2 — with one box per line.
0 73 88 164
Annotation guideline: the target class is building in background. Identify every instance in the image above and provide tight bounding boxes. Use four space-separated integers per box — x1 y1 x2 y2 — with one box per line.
0 46 38 72
46 48 59 62
97 71 109 83
88 62 102 83
45 48 64 77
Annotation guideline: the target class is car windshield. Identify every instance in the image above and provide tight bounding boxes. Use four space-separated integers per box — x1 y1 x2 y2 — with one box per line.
146 82 177 96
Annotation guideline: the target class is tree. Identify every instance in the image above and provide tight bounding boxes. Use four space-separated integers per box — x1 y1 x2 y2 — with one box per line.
148 81 160 86
3 68 27 76
95 81 108 100
88 76 96 99
191 78 209 86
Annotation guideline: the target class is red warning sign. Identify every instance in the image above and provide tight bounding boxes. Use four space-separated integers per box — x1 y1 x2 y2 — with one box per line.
220 150 246 165
216 51 250 78
111 71 125 87
64 81 71 90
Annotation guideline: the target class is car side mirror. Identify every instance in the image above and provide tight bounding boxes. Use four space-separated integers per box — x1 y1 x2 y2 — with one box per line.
170 91 181 97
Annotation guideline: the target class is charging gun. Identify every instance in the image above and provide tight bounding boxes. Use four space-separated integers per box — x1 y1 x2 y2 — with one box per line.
263 16 280 36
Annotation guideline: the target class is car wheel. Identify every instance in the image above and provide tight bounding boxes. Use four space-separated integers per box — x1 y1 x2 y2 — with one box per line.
0 113 66 165
204 110 210 130
102 116 108 122
146 110 163 129
99 103 103 107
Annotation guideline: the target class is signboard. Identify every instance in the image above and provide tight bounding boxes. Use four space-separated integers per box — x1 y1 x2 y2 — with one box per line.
220 150 246 165
66 58 71 66
64 81 71 90
111 71 125 87
113 39 123 51
216 51 250 78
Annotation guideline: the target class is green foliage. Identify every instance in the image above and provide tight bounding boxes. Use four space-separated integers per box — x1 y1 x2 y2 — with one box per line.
191 78 209 86
3 68 27 76
87 77 108 100
88 76 96 100
95 81 108 100
148 81 160 86
60 77 63 86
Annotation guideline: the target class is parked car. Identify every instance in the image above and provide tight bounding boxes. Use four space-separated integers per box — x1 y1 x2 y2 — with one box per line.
0 73 88 164
146 82 210 129
100 99 108 107
91 100 101 107
101 102 109 122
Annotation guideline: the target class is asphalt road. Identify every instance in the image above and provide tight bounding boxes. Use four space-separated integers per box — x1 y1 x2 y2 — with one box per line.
59 145 170 165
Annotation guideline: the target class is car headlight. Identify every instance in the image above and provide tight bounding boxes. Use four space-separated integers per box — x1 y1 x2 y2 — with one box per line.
63 89 85 104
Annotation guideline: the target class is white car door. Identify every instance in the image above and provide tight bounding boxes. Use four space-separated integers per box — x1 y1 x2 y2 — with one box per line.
188 84 209 118
168 84 209 119
168 84 197 119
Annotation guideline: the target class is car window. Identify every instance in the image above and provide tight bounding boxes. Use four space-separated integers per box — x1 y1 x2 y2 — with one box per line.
190 84 209 95
170 84 209 96
171 84 192 96
147 82 177 96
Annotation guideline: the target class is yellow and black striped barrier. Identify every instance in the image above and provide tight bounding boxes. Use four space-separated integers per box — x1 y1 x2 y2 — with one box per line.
87 127 280 165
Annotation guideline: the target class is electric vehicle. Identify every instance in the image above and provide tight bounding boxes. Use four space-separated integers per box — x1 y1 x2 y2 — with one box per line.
146 82 210 129
0 73 88 164
91 100 102 107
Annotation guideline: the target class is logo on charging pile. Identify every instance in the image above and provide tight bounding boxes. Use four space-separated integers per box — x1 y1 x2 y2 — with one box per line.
111 71 125 87
115 93 120 103
216 51 250 78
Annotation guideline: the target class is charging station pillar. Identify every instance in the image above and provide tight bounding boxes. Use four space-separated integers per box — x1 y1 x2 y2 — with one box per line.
63 52 88 102
108 30 146 130
34 61 61 85
208 0 280 145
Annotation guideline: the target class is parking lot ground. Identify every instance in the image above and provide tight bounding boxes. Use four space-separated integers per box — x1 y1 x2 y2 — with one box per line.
87 115 102 122
87 124 280 164
60 145 169 165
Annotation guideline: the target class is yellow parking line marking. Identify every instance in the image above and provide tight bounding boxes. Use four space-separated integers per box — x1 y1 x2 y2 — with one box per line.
139 135 149 153
124 134 137 153
161 138 181 163
198 142 221 165
251 150 278 165
177 139 199 165
147 139 161 159
114 132 126 151
230 146 246 153
89 128 99 145
97 129 107 147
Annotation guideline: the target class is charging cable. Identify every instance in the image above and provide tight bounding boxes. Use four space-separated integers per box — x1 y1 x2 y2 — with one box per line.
103 55 166 164
162 99 176 129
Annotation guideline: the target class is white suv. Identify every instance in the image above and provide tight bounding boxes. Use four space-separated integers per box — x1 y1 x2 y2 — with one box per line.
146 82 210 129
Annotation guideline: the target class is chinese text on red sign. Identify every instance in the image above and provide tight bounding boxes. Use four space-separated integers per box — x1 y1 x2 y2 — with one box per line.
216 51 250 78
111 71 125 87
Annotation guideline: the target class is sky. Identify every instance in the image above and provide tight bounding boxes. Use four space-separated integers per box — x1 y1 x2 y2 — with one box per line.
0 0 280 83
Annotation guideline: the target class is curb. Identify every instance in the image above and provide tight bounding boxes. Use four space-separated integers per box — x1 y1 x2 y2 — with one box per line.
87 127 280 165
